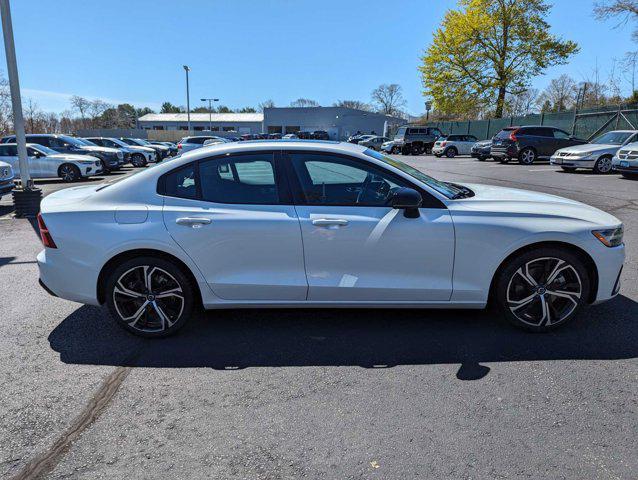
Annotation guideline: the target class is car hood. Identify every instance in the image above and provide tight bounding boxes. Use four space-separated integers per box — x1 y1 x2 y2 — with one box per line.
555 143 619 155
47 153 99 162
450 183 621 227
126 145 155 153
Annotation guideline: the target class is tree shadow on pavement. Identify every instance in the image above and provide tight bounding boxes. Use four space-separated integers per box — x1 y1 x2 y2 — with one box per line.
48 295 638 380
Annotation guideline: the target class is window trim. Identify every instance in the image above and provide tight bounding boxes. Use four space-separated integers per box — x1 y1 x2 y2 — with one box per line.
281 150 445 209
157 150 291 205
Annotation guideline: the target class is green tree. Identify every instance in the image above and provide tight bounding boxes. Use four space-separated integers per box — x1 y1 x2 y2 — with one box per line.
160 101 182 113
238 106 257 113
420 0 578 118
216 105 233 113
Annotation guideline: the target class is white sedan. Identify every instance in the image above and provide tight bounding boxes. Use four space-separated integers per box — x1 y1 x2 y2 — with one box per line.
0 143 102 181
37 141 625 337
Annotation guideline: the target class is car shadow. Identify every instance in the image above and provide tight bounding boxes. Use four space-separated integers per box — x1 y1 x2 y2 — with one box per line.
48 295 638 380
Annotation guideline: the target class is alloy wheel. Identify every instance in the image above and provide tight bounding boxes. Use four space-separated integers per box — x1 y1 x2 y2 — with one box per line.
60 165 77 181
506 257 582 327
112 265 185 333
520 149 535 164
595 157 612 173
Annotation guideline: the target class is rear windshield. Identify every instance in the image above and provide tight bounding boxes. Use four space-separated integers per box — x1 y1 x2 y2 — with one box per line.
495 129 515 139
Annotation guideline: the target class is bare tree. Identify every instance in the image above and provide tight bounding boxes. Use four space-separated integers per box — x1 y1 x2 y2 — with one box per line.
289 98 319 108
537 75 578 112
595 1 638 40
257 99 275 112
623 50 638 93
70 95 92 128
370 84 406 116
23 98 44 133
504 88 539 116
333 99 372 111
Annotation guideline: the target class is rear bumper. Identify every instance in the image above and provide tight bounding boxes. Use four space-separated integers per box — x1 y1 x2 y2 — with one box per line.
37 249 100 306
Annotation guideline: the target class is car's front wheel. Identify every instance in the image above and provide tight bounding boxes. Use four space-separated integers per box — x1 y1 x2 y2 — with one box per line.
131 153 147 168
621 172 638 180
494 247 590 332
445 147 457 158
104 256 195 337
58 164 81 182
593 156 612 174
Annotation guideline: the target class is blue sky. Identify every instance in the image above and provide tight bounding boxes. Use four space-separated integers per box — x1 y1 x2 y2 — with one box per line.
4 0 636 115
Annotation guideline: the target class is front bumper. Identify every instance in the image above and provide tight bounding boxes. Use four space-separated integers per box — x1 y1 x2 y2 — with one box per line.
432 147 444 155
550 156 596 168
0 178 15 196
611 157 638 173
591 243 625 304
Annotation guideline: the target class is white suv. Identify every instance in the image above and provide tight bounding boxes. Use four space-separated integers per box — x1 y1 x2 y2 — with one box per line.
177 136 228 154
0 160 14 199
432 135 479 158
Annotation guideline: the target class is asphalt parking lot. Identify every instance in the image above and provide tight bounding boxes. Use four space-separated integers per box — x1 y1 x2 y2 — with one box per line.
1 156 637 479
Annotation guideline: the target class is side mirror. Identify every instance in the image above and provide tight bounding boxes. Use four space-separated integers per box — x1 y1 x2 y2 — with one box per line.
34 151 43 158
391 187 422 218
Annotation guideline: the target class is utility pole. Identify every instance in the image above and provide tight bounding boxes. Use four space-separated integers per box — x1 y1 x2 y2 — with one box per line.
0 0 40 216
183 65 191 132
200 97 219 131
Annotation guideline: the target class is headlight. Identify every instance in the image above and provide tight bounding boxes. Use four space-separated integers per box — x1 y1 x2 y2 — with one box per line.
592 226 624 247
116 151 123 159
79 160 94 165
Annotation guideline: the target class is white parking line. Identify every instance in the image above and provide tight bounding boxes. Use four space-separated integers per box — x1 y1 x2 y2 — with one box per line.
530 168 558 171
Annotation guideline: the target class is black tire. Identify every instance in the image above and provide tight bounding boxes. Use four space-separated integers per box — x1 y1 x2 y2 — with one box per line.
621 172 638 180
104 256 196 338
593 155 612 174
518 147 536 165
499 157 511 164
445 147 457 158
401 145 411 155
411 143 424 155
477 156 487 161
98 159 111 174
131 153 147 168
58 163 81 182
561 167 576 172
390 146 399 154
494 247 590 332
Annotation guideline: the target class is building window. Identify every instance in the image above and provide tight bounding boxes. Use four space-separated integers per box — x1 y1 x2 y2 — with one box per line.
179 126 188 131
153 125 165 130
285 126 300 133
194 126 204 131
223 126 236 132
268 126 283 134
210 126 220 132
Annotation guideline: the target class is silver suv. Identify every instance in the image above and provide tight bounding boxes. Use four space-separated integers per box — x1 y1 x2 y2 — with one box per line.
432 134 479 158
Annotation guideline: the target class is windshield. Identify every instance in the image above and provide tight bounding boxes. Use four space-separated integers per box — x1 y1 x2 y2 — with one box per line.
29 144 58 155
363 149 463 199
394 127 407 138
134 138 150 145
120 138 137 145
591 131 634 145
107 138 128 148
75 138 97 146
59 135 85 147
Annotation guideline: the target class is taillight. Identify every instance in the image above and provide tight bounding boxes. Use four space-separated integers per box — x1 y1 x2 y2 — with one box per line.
37 213 57 249
509 129 519 142
177 143 182 150
441 141 447 147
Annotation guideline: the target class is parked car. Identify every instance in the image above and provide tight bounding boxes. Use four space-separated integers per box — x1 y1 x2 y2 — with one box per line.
393 126 444 155
432 134 478 158
381 140 399 154
85 137 156 167
612 141 638 179
297 131 314 139
178 136 228 153
349 134 375 145
470 139 493 161
37 141 624 338
120 138 171 160
149 141 178 156
1 134 123 173
491 126 587 164
203 138 226 147
0 160 15 199
312 130 330 140
282 134 298 139
0 143 102 181
550 130 638 174
358 136 390 151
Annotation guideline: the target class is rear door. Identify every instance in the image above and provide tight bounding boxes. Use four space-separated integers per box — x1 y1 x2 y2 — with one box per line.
161 151 307 301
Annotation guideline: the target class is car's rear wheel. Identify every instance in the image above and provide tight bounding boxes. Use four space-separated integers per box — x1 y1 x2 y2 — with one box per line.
561 167 576 172
593 156 612 174
58 164 81 182
445 147 457 158
104 256 195 338
494 247 590 332
518 147 536 165
411 143 424 155
401 145 411 155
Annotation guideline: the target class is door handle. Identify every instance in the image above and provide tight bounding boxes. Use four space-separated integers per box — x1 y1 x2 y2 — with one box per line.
312 218 349 227
176 217 212 227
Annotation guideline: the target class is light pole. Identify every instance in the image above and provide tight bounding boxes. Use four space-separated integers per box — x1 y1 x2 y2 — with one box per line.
200 97 219 131
183 65 191 132
0 0 40 216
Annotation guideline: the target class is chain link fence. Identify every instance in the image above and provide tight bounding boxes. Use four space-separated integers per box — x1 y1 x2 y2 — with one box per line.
424 103 638 141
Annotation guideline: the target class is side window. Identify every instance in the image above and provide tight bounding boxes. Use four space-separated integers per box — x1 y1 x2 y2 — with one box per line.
0 146 7 156
553 129 570 139
533 128 554 137
5 145 17 156
163 163 198 199
27 147 38 156
48 137 64 148
467 136 477 142
199 153 278 204
289 153 409 206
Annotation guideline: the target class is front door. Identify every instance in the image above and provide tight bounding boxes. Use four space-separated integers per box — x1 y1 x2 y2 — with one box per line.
162 151 307 301
284 151 455 302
